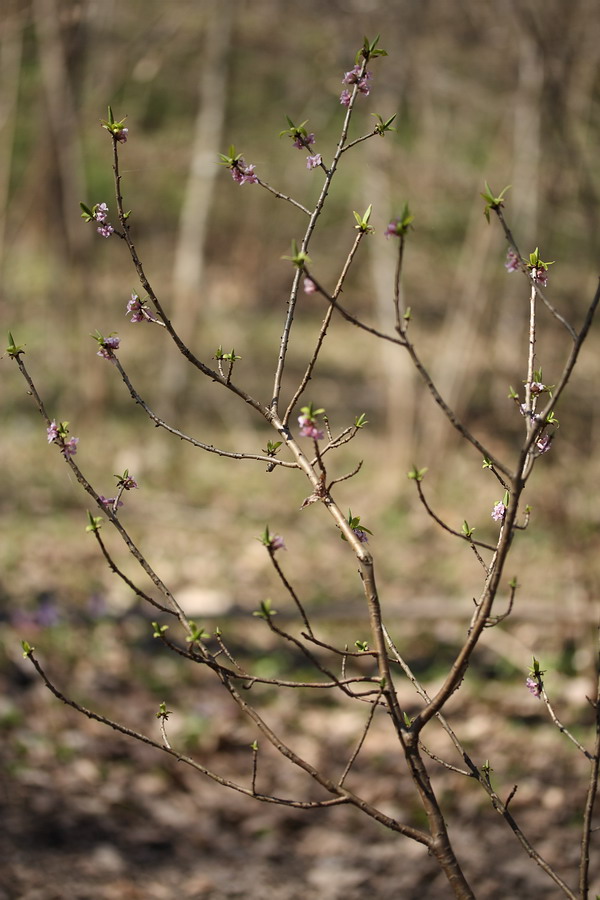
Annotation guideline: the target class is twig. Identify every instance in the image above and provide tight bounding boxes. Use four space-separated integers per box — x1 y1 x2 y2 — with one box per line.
257 178 310 215
27 651 347 810
338 684 384 787
540 690 594 760
113 357 298 469
414 480 496 552
92 530 173 616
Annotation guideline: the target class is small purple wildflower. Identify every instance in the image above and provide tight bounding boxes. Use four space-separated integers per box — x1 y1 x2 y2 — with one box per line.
306 154 322 170
47 420 59 443
115 127 128 143
231 159 258 185
97 336 120 362
353 528 369 544
293 133 315 150
298 415 324 440
535 434 552 454
269 534 286 552
118 474 138 490
384 219 401 238
530 266 548 287
526 676 542 698
62 437 79 458
491 501 506 522
339 89 352 108
98 495 124 510
94 203 109 223
303 277 317 294
97 223 114 238
342 65 372 95
505 249 520 273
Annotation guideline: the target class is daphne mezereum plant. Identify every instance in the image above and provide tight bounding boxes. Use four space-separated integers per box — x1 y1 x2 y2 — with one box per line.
8 36 600 899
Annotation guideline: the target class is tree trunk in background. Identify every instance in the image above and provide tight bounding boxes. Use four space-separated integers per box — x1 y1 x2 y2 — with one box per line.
33 0 88 256
363 138 418 490
158 0 234 411
0 1 24 279
494 31 543 372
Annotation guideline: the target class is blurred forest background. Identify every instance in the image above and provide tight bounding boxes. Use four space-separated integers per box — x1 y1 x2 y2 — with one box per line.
2 0 600 897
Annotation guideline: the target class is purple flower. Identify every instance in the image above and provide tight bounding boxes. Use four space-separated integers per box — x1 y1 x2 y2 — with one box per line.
530 266 548 287
47 420 59 444
535 434 552 454
505 249 520 273
97 336 120 362
339 90 352 108
526 676 542 698
115 128 128 143
491 501 506 522
62 437 79 458
303 277 317 294
293 133 315 150
118 474 138 490
98 495 124 510
269 534 286 552
94 203 109 223
126 292 156 323
530 381 545 394
298 414 324 440
231 159 258 185
353 528 369 544
97 223 114 238
306 154 322 170
384 219 401 239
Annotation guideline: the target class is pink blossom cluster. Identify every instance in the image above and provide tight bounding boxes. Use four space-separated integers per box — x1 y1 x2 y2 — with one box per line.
94 202 114 238
97 335 120 362
306 154 322 170
340 65 372 107
529 266 548 287
526 676 542 698
505 249 520 272
231 159 258 185
98 495 124 510
298 414 324 440
303 277 317 294
46 421 79 458
491 501 506 522
126 292 156 323
269 534 286 552
293 133 315 150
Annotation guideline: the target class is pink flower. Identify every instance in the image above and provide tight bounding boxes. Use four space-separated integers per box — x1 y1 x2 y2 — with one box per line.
530 381 545 394
94 203 109 223
339 90 352 108
491 501 506 522
47 421 59 444
342 65 372 96
62 437 79 458
526 676 542 698
535 434 552 455
303 277 317 294
97 224 114 238
97 335 120 362
98 495 124 510
306 154 322 170
231 159 258 185
298 415 324 440
384 220 400 238
293 133 315 150
269 535 286 552
530 266 548 287
505 249 520 273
